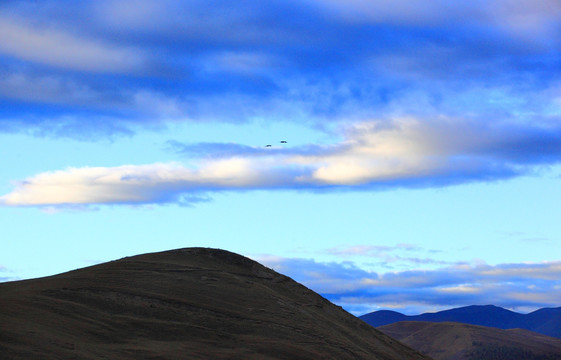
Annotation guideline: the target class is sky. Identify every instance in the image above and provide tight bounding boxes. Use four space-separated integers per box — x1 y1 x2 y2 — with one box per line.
1 0 560 316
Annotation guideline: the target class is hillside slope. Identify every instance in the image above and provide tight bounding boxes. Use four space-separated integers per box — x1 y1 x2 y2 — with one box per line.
0 248 430 360
379 321 561 360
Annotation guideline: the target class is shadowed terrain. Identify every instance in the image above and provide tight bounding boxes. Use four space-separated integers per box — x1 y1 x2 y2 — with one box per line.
378 321 561 360
0 248 430 359
360 305 561 339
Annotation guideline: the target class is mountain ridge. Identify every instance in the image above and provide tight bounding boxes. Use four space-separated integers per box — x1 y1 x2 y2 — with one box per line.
360 304 561 338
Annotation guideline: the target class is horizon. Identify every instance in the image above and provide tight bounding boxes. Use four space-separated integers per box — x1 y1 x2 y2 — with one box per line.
1 0 560 316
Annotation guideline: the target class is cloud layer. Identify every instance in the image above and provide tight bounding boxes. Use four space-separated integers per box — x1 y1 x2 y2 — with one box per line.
258 255 561 315
1 0 560 136
3 117 560 207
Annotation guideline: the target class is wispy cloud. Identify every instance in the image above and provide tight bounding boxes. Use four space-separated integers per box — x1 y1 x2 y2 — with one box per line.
0 70 187 118
0 15 146 73
327 244 422 256
257 255 561 315
314 0 561 45
501 231 554 244
325 244 450 269
2 117 561 207
0 265 18 283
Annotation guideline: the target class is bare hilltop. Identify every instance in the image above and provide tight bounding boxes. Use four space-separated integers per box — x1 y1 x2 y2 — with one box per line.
0 248 430 360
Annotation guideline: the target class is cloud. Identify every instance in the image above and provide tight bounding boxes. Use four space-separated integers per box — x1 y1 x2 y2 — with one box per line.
1 0 560 138
168 141 326 159
0 70 187 117
168 142 280 159
0 161 294 206
257 255 561 315
313 0 561 44
325 244 450 268
311 0 473 25
0 69 191 139
327 244 422 256
0 15 146 73
0 114 135 140
2 117 561 207
0 265 18 283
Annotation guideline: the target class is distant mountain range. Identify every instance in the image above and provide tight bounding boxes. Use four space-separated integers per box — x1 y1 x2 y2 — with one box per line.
360 305 561 339
379 321 561 360
0 248 429 360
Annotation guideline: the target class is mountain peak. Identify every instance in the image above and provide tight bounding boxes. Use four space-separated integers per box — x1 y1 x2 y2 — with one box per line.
0 248 429 360
116 247 280 280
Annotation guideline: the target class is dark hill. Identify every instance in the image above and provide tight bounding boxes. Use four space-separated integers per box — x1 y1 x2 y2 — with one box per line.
360 305 561 339
0 248 430 360
378 321 561 360
363 310 409 325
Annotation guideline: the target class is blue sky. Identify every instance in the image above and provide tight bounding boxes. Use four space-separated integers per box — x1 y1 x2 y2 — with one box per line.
1 0 560 315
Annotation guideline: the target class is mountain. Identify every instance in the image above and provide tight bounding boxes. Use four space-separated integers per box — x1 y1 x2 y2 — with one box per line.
360 305 561 338
0 248 430 360
378 321 561 360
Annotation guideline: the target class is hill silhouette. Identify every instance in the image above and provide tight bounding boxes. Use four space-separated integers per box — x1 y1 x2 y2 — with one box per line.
360 305 561 338
0 248 430 359
378 321 561 360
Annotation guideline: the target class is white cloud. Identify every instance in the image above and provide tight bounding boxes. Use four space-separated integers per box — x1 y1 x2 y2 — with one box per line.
294 118 453 184
2 117 560 207
477 262 561 280
437 285 482 294
0 160 273 206
0 15 146 73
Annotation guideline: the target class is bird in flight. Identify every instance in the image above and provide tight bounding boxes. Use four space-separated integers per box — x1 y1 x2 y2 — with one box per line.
280 140 287 143
265 144 272 147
